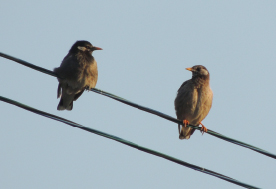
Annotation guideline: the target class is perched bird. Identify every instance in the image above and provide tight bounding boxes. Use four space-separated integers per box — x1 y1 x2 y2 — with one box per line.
174 65 213 139
53 40 102 110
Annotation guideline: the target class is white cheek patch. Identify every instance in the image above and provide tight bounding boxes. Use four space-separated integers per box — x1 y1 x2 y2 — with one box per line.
77 46 86 51
201 69 209 75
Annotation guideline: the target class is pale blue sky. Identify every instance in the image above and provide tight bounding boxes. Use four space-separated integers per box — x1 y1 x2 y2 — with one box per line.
1 1 276 188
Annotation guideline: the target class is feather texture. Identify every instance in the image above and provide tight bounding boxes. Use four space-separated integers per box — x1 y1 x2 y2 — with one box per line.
174 65 213 139
53 41 101 111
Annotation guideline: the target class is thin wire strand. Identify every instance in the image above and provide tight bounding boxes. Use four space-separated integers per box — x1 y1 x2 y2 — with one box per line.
0 96 260 189
1 51 275 160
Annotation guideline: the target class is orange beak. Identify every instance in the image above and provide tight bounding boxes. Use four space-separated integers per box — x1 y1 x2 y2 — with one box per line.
186 67 193 71
92 46 103 51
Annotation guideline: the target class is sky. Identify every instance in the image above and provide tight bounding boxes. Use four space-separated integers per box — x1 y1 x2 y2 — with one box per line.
1 1 276 188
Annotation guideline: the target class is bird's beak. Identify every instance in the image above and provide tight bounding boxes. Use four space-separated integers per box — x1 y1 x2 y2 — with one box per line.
92 46 103 51
186 67 193 72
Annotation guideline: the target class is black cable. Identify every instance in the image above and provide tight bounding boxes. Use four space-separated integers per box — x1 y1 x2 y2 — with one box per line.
0 52 273 160
0 96 260 189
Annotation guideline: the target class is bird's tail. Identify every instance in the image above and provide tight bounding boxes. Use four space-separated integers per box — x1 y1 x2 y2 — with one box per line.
179 125 195 140
57 90 74 111
57 97 73 111
56 86 84 111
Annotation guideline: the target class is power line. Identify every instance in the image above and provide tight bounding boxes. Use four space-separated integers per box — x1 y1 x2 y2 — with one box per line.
1 51 275 160
0 96 260 189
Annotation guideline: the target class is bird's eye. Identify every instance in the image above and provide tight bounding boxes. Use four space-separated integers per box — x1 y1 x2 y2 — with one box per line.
196 67 201 71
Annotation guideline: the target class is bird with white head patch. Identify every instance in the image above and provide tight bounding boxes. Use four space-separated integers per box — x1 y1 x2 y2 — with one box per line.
174 65 213 139
53 40 102 110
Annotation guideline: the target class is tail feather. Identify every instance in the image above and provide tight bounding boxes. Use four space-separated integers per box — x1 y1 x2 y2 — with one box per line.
56 85 83 111
57 97 73 111
179 125 196 140
73 89 84 101
57 84 62 98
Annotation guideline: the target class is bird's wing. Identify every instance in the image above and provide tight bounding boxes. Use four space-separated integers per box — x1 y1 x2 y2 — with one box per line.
177 80 189 92
56 54 79 80
57 83 62 98
174 80 197 139
174 79 195 120
73 89 85 101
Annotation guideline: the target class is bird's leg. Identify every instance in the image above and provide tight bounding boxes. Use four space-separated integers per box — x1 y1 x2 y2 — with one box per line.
179 120 189 135
199 122 208 135
183 120 189 127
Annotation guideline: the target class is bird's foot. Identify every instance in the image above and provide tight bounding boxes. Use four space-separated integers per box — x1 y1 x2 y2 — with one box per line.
179 120 189 135
183 120 189 127
199 122 208 135
85 86 91 91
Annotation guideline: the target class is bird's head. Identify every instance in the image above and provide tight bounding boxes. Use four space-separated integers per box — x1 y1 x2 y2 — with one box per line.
186 65 209 79
69 40 102 54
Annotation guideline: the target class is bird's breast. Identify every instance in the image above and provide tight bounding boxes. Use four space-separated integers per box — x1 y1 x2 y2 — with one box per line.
192 86 213 123
77 60 98 89
176 85 212 125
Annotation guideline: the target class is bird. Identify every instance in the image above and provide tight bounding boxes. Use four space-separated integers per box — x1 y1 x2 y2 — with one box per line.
53 40 102 111
174 65 213 139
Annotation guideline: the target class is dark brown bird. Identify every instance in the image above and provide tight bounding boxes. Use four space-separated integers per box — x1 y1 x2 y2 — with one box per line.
174 65 213 139
53 40 102 110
